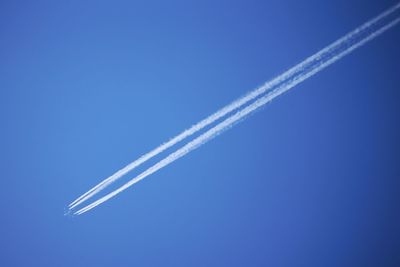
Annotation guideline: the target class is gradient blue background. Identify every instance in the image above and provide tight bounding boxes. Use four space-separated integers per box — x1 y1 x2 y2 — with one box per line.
1 0 399 266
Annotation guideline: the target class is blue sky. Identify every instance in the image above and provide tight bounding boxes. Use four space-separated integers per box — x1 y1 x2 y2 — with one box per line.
1 1 399 266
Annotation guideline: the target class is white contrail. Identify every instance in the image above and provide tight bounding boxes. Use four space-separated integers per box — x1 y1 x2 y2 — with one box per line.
69 3 400 210
73 14 400 215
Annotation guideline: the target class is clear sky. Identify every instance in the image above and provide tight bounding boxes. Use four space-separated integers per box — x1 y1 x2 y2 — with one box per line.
0 1 399 266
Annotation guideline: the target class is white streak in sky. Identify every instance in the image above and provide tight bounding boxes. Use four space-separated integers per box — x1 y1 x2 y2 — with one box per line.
69 3 400 210
70 3 400 215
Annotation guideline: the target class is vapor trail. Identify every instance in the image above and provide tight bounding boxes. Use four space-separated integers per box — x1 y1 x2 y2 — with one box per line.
70 3 400 214
69 3 400 210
